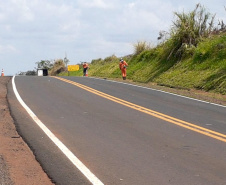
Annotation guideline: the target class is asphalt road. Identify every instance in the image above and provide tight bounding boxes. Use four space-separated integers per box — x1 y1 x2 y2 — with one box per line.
8 76 226 185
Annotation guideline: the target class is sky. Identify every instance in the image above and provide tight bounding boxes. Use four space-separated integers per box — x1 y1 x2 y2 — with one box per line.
0 0 225 75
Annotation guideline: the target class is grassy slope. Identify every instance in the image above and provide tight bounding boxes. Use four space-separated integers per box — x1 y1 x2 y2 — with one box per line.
62 33 226 95
155 33 226 94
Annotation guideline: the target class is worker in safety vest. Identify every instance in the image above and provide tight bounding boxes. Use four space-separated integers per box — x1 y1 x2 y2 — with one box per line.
83 62 89 76
119 58 128 80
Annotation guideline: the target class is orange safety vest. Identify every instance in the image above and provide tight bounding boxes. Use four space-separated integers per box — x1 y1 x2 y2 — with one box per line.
119 61 128 77
119 61 128 70
83 63 89 69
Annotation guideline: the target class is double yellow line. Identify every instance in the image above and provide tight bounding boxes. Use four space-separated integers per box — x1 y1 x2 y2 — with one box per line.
53 76 226 143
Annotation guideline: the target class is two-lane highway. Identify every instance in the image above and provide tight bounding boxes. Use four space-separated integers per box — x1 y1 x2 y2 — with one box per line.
8 76 226 185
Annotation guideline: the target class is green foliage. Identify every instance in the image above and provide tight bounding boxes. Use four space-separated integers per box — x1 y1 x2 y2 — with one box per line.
89 55 119 77
163 4 216 61
36 60 53 70
133 41 151 55
194 34 226 63
59 4 225 95
91 58 103 65
18 70 37 76
26 70 37 76
49 59 66 76
84 33 226 94
104 55 118 63
195 69 226 94
91 55 118 65
154 33 226 94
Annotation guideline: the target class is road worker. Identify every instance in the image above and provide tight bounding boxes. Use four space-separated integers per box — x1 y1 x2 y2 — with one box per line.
1 69 4 76
119 58 128 80
83 62 89 76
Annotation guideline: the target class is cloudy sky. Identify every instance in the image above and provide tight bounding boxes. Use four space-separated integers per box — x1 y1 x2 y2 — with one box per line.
0 0 225 75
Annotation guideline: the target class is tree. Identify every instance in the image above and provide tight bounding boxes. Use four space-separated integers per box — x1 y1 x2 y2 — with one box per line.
17 70 37 76
25 70 37 76
36 60 53 70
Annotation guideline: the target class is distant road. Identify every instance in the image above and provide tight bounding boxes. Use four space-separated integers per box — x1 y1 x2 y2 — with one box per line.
8 76 226 185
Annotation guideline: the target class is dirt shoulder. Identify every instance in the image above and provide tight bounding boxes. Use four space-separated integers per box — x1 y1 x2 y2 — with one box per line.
0 77 54 185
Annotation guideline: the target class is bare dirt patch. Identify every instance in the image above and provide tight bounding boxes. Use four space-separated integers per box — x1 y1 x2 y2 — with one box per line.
0 77 54 185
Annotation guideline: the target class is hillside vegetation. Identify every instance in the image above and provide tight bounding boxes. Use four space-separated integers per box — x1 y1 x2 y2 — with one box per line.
60 4 226 95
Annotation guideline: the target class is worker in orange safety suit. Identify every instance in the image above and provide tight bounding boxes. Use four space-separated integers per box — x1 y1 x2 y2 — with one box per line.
83 62 89 76
119 58 128 80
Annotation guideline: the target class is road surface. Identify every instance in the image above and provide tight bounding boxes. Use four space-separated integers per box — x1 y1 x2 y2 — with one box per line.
8 76 226 185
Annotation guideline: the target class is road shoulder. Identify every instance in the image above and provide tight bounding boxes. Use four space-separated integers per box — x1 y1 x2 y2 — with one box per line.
107 78 226 106
0 76 54 185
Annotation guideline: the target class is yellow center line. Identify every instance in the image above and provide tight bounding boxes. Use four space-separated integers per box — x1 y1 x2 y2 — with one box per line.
53 76 226 143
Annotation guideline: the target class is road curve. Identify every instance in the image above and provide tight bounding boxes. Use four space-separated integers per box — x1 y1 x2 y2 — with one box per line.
8 76 226 185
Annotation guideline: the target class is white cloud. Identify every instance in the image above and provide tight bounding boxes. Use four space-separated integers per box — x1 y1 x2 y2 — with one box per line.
0 0 225 75
0 44 19 53
0 0 34 22
128 2 135 9
77 0 113 9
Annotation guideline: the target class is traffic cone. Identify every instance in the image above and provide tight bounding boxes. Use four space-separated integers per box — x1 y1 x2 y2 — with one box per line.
1 69 4 76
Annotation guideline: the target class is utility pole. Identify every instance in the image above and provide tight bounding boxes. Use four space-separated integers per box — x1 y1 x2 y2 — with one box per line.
64 52 69 67
64 52 70 76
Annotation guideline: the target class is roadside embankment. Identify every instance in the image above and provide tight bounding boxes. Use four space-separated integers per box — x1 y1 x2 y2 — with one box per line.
65 33 225 96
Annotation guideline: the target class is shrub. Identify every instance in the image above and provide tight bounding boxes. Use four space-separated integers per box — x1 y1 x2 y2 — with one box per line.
164 4 216 60
91 58 102 65
49 59 66 76
133 41 152 55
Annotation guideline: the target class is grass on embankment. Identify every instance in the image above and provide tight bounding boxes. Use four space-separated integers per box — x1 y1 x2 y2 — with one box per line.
60 33 226 95
154 33 226 94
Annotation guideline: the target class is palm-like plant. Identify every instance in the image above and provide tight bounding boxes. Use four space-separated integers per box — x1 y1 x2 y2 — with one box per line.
167 4 215 59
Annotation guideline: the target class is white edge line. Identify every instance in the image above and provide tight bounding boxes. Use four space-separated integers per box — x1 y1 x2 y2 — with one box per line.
88 77 226 108
12 76 104 185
